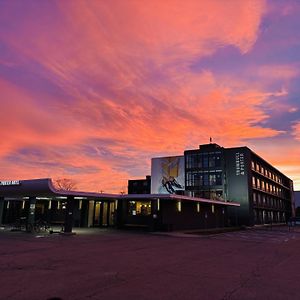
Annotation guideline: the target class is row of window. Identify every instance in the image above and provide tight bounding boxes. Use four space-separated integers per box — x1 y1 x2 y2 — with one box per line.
252 192 285 209
186 171 222 187
251 161 283 184
5 200 70 211
186 152 222 169
253 209 286 224
127 200 221 215
252 176 283 196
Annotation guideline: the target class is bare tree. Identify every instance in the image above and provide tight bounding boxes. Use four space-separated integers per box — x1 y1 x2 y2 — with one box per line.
53 178 77 191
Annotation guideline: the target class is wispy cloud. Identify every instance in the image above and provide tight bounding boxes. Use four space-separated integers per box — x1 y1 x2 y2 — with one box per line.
1 0 300 191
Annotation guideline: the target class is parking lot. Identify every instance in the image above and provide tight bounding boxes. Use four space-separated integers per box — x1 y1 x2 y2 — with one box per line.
1 226 300 300
208 227 300 244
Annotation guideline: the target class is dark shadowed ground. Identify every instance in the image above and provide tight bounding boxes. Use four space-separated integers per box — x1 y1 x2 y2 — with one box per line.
1 226 300 300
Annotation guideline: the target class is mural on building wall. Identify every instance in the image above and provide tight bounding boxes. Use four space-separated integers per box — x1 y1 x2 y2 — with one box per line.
151 156 185 194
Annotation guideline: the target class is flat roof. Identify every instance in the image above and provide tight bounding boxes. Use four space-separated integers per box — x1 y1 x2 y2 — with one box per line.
0 178 240 207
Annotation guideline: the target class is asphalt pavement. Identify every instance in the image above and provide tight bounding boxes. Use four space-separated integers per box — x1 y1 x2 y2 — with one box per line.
1 226 300 300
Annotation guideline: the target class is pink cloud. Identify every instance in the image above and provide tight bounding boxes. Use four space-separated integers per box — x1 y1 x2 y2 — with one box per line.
2 0 300 192
292 122 300 141
257 64 299 80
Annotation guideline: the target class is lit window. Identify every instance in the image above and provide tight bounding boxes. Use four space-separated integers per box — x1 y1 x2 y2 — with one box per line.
128 201 151 216
252 176 256 187
211 204 215 213
209 174 216 185
257 178 261 189
177 201 182 212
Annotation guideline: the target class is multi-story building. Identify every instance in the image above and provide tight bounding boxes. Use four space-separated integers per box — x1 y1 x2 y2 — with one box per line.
184 143 294 226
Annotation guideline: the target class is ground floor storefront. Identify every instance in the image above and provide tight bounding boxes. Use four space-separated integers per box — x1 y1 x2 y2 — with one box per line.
0 198 117 229
116 197 238 231
0 178 240 232
0 197 239 232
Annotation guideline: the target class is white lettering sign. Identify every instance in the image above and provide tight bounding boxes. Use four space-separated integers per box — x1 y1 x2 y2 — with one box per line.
235 153 245 176
0 180 21 186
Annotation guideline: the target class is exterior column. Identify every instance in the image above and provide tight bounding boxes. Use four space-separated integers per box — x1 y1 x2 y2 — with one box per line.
79 200 88 227
151 199 160 231
116 199 125 229
0 197 4 225
64 196 74 233
27 197 36 231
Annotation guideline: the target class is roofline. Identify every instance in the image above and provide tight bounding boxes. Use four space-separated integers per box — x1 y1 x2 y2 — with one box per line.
0 178 240 206
151 155 183 160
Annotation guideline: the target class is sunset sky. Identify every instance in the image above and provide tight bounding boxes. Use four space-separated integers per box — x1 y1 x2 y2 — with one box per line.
1 0 300 192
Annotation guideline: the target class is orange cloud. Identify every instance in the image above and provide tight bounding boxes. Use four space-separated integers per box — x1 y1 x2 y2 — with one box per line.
2 0 300 192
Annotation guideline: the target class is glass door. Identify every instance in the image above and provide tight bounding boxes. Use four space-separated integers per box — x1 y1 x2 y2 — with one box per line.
94 201 101 226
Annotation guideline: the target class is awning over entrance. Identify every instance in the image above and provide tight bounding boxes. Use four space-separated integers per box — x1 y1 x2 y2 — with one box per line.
0 178 118 199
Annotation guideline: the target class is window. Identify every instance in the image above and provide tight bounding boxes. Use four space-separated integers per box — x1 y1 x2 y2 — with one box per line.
253 193 257 204
209 174 216 185
257 178 261 189
186 155 191 169
177 201 182 212
209 156 215 167
257 194 261 205
215 155 221 167
191 154 197 168
203 156 209 168
216 173 222 185
203 174 209 186
252 176 256 187
197 154 202 168
256 163 260 172
128 201 151 216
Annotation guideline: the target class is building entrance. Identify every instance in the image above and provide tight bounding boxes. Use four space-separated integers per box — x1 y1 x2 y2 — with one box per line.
89 201 116 227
